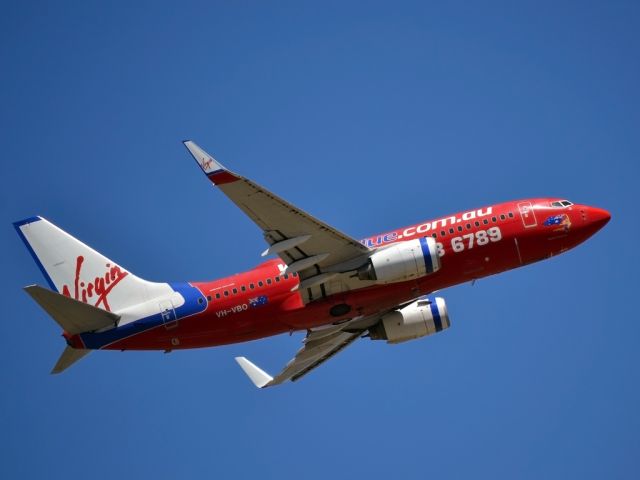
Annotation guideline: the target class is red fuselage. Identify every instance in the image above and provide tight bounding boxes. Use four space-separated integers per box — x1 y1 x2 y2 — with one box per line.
100 198 610 351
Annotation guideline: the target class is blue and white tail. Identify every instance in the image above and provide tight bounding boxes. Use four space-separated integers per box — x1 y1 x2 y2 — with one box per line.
14 216 172 313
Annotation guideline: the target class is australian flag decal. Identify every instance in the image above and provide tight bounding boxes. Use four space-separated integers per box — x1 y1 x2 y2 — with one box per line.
544 214 564 226
249 295 268 308
543 213 571 232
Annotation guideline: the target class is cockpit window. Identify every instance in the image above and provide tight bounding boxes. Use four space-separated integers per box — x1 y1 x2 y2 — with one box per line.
551 200 573 208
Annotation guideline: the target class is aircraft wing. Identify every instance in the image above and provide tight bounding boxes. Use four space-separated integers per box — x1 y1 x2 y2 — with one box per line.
234 314 382 388
184 141 371 301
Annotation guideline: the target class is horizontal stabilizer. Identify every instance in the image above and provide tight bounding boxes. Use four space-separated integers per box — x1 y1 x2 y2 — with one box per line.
52 346 90 374
235 357 273 388
24 285 120 334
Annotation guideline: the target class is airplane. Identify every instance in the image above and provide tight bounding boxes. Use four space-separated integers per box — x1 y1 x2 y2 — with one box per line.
14 141 611 388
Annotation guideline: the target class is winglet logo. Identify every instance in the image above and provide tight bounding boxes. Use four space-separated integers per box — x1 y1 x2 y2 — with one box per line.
61 256 129 311
202 157 213 171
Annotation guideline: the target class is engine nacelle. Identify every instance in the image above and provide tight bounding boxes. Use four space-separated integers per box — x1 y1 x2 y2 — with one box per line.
357 237 441 284
369 297 450 344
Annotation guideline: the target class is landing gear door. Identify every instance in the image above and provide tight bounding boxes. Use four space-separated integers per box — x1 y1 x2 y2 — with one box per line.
518 201 538 228
159 299 178 329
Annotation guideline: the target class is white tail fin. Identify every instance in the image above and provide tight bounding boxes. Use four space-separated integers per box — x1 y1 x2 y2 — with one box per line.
14 217 172 313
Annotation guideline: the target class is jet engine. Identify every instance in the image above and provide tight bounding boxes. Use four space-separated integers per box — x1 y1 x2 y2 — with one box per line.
369 297 450 344
357 237 441 284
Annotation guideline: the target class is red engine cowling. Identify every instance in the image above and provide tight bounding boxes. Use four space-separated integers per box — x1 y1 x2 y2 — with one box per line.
369 297 450 344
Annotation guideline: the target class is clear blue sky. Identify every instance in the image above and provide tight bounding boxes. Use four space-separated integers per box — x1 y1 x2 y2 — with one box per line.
1 1 638 478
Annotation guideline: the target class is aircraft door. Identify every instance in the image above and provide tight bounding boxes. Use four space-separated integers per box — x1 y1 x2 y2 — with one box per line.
159 299 178 329
518 201 538 228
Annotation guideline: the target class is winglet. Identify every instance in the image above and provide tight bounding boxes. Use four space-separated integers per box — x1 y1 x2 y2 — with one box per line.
235 356 273 388
183 140 239 185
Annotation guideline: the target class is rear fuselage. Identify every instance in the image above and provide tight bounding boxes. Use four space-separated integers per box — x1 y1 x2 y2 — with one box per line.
69 198 609 351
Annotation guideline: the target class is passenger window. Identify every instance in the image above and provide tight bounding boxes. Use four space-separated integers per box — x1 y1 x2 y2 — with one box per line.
431 233 437 238
207 295 212 302
258 281 264 287
449 228 454 234
500 214 506 221
232 288 238 294
241 285 246 292
292 272 298 277
275 276 280 282
249 283 255 290
224 291 229 297
215 293 221 299
466 223 471 230
440 230 445 237
266 278 272 285
457 226 463 232
483 219 489 225
284 274 289 280
492 216 497 222
474 221 480 227
508 212 514 218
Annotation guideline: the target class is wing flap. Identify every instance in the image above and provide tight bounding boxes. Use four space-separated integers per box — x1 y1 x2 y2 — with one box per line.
284 331 361 384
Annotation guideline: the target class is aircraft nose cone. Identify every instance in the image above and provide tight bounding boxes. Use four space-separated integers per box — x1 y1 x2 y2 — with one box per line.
589 207 611 230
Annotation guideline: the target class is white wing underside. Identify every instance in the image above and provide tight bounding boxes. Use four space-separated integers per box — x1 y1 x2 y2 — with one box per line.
235 314 383 388
183 141 372 303
220 178 368 266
